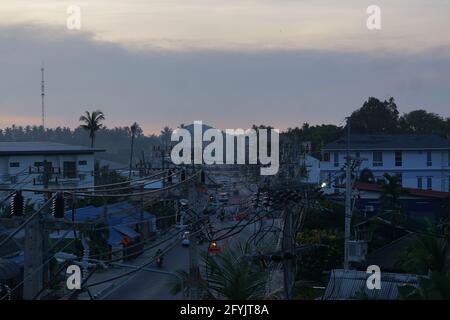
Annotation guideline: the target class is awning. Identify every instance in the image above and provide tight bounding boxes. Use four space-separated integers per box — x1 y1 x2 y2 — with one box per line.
112 225 140 240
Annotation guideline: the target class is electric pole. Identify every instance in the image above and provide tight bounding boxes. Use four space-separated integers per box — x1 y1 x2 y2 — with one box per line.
41 63 45 129
344 117 352 269
188 173 201 300
129 122 138 180
282 206 295 299
23 214 43 299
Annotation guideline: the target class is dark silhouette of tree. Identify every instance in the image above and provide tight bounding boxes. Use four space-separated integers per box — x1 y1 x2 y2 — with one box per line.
359 168 375 183
79 110 105 147
379 173 406 239
399 109 446 134
350 97 400 133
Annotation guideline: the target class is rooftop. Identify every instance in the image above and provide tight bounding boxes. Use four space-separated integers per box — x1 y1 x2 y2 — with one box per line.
323 269 418 300
324 134 450 151
353 182 450 199
0 142 104 156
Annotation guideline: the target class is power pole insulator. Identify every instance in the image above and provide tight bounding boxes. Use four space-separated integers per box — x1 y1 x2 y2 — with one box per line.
11 191 24 216
52 192 65 218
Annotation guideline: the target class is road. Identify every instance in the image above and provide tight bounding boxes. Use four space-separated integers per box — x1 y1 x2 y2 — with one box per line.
104 241 192 300
102 216 274 300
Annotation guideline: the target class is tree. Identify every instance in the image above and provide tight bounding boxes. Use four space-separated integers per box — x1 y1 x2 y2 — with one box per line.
79 110 105 147
160 126 173 145
359 168 375 183
378 173 406 239
399 110 446 135
129 122 139 179
169 245 267 300
350 97 400 133
397 223 450 300
396 224 449 275
398 270 450 300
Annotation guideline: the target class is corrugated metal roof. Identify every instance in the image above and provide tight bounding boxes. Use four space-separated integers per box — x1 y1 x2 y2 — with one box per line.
323 269 418 300
324 134 450 151
0 142 104 155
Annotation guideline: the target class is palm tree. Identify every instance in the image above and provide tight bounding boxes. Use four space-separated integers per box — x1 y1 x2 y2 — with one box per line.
129 122 139 179
79 110 105 147
379 173 406 239
169 244 267 300
397 224 449 275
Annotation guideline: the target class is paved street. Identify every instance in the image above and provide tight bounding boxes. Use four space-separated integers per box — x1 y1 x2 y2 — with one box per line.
98 216 277 300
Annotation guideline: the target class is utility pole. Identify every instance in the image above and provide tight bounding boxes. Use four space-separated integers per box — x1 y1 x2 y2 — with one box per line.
188 175 201 300
41 63 45 128
139 184 147 240
129 122 138 180
344 117 352 269
23 214 43 299
282 205 296 300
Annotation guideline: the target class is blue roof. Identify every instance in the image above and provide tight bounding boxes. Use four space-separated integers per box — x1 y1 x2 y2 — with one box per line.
65 201 155 227
7 254 24 268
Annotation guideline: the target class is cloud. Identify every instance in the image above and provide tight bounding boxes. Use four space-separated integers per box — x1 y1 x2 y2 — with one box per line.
1 23 450 134
1 0 450 52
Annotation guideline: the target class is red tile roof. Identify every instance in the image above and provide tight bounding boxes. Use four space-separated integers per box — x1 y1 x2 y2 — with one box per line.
353 182 450 199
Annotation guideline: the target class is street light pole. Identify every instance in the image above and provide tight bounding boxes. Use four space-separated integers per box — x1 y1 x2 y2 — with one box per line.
344 117 352 269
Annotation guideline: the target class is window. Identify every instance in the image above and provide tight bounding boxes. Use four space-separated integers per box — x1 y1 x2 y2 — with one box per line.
373 151 383 167
323 152 330 162
34 162 43 167
417 177 423 189
427 151 432 167
78 160 87 166
333 152 339 167
395 151 402 167
427 177 432 190
63 161 77 179
9 162 20 168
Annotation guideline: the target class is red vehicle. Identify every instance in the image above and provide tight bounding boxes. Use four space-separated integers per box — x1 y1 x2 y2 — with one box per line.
234 212 249 221
208 241 222 254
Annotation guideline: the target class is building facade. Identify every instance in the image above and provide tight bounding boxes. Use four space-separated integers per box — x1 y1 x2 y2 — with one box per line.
320 134 450 193
0 142 103 204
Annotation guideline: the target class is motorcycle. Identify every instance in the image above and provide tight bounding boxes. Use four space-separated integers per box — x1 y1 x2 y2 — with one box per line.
155 255 163 268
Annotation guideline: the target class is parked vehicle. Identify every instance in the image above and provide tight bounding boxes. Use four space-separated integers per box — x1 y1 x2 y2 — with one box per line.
182 231 190 246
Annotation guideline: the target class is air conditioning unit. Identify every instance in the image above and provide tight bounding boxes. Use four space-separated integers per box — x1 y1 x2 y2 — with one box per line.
348 240 368 263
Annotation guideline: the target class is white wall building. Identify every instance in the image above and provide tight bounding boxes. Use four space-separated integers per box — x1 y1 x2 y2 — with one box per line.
320 134 450 193
304 155 320 185
0 142 104 204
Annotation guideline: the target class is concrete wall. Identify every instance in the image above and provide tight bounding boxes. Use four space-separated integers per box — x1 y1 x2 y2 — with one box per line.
0 153 95 203
320 149 450 193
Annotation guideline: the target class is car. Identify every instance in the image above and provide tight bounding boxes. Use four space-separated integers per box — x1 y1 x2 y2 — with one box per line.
181 231 190 246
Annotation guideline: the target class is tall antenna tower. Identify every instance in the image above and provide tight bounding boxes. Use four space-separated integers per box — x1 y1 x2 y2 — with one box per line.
41 63 45 128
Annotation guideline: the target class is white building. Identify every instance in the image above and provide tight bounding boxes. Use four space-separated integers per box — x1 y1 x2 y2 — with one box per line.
0 142 104 203
320 134 450 193
303 155 320 185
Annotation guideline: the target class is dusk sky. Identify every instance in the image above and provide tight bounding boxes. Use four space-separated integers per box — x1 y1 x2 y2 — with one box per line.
1 0 450 134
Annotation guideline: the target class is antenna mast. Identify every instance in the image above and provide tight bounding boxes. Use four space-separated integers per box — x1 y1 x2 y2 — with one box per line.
41 64 45 128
